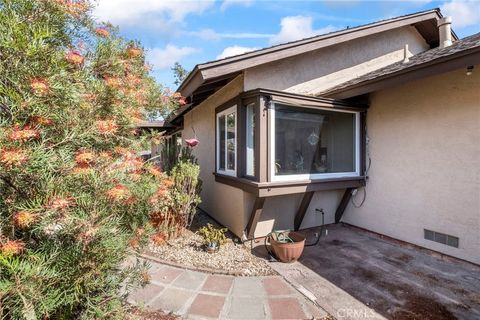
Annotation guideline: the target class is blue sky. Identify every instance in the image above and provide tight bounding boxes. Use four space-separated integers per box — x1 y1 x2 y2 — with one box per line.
93 0 480 90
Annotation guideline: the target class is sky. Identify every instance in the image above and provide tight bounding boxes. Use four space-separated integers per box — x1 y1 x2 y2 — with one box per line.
93 0 480 90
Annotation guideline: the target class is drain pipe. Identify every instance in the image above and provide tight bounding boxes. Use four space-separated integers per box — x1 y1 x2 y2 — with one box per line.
438 16 453 48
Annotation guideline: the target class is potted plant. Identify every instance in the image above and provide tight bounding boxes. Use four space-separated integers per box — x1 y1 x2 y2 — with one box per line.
197 223 227 253
266 230 306 263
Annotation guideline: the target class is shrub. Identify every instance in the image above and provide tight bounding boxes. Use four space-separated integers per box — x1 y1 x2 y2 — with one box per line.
149 159 201 240
0 0 178 318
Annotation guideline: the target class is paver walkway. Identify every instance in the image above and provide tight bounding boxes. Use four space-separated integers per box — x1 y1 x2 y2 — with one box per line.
127 257 328 319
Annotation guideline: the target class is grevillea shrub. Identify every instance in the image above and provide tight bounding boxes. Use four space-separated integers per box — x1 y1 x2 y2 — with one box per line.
0 0 180 318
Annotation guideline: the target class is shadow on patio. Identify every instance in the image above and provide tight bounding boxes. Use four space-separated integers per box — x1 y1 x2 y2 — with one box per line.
252 224 480 320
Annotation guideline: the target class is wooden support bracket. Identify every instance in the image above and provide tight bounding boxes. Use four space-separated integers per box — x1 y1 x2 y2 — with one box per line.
294 192 314 231
245 197 265 239
335 188 354 223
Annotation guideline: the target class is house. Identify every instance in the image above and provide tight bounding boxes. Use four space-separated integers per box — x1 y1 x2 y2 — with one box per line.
157 9 480 265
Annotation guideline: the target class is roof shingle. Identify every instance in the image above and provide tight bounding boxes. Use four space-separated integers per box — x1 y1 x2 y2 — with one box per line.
322 32 480 96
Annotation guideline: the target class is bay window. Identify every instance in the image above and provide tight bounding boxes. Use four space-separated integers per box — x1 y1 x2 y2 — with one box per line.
271 103 360 181
216 105 237 176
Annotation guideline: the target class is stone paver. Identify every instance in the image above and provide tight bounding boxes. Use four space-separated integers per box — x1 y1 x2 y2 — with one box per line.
263 277 293 296
269 297 307 320
201 274 233 294
150 266 183 284
188 293 225 318
172 270 207 290
128 257 328 319
150 287 195 313
227 296 267 319
231 277 265 296
127 283 163 305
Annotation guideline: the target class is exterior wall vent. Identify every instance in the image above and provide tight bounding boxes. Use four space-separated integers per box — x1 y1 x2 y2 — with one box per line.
424 229 459 248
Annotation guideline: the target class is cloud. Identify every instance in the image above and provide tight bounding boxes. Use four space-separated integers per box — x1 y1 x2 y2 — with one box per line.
220 0 254 12
269 16 337 45
94 0 214 26
146 45 198 70
441 0 480 29
216 46 259 59
185 28 274 41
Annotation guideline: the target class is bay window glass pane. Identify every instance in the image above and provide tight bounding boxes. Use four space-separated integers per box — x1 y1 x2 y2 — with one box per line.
246 103 255 176
274 104 356 176
226 112 236 170
219 115 225 170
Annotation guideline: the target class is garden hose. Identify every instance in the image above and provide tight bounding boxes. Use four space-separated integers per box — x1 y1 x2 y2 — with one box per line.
264 230 292 262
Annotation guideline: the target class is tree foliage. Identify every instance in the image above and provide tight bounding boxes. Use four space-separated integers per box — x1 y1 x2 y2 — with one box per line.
171 62 189 87
0 0 181 318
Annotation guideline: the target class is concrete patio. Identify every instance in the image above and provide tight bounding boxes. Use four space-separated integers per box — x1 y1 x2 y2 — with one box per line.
254 224 480 320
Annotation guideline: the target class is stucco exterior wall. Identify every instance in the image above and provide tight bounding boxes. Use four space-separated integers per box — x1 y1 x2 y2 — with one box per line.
253 190 344 238
244 26 430 94
343 67 480 264
182 75 249 235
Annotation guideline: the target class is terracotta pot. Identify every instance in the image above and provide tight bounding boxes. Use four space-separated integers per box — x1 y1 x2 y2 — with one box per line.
270 231 305 263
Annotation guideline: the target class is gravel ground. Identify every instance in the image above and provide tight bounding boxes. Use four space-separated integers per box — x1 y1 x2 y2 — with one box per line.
145 211 275 276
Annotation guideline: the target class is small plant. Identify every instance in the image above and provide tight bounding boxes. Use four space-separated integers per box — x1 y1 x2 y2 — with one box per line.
197 223 227 253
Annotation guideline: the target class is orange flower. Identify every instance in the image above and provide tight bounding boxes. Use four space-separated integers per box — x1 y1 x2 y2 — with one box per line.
127 109 144 123
95 27 109 37
48 197 73 211
147 166 162 177
104 76 121 89
0 148 28 167
60 0 89 17
0 240 25 257
124 196 137 205
12 211 36 229
126 74 142 87
75 150 95 164
8 126 40 142
65 50 84 65
106 184 129 201
128 238 140 249
31 116 53 126
151 232 166 245
95 119 118 136
126 46 142 58
114 146 130 156
30 79 49 95
163 178 174 189
98 151 113 161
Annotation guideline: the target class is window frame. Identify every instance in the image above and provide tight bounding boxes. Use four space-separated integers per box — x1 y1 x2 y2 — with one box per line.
269 102 361 182
243 100 257 180
216 105 237 177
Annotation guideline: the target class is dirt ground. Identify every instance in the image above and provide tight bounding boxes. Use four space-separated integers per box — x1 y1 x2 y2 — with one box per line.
253 224 480 320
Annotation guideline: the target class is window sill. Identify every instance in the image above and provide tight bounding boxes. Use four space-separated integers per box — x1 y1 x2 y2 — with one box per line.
213 173 365 197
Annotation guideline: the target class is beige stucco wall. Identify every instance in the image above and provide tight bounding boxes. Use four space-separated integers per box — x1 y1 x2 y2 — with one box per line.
182 75 249 235
244 26 430 94
253 190 345 237
343 67 480 264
